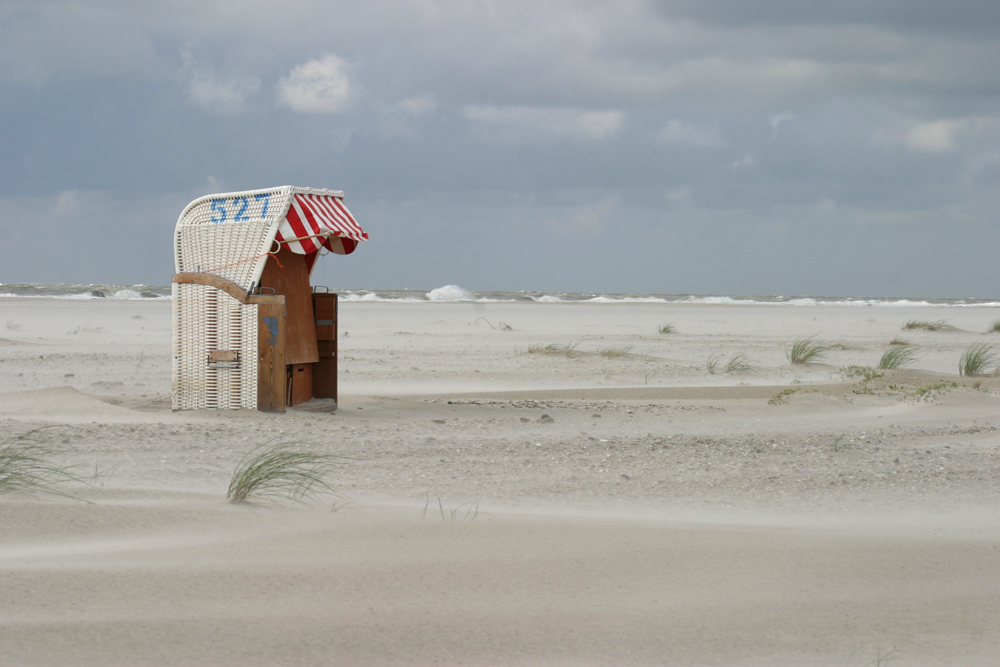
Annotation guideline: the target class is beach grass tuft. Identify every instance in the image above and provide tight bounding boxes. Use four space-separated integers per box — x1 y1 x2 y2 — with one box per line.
5 319 22 331
786 335 829 364
523 342 580 358
724 353 753 373
706 354 720 374
829 434 851 452
657 323 676 334
227 439 340 504
597 345 633 358
0 428 102 500
958 343 998 377
903 319 946 331
989 319 1000 333
878 342 921 370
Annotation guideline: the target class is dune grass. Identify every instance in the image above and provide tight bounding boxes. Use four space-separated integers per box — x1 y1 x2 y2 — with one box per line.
958 343 998 377
903 319 947 331
227 439 341 504
878 342 922 370
0 428 100 500
5 319 22 331
598 345 633 358
706 354 720 374
657 323 676 334
523 342 580 358
787 335 829 365
989 319 1000 333
724 353 753 373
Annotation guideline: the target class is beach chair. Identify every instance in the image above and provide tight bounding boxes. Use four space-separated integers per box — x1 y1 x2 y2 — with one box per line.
171 186 368 412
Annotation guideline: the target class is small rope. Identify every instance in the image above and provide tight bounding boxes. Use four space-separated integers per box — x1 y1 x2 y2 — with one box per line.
196 233 342 275
199 239 282 275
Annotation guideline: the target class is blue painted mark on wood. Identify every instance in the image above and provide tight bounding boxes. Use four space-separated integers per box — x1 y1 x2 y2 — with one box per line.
263 317 278 346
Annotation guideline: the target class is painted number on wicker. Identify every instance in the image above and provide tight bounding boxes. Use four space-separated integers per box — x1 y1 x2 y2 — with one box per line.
254 193 271 217
210 199 228 223
210 195 269 224
232 197 250 221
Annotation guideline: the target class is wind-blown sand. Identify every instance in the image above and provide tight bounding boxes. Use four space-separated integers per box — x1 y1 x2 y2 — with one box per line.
2 297 1000 666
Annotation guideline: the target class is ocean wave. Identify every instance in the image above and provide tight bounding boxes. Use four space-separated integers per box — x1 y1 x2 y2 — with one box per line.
0 284 170 300
426 284 475 302
2 283 998 307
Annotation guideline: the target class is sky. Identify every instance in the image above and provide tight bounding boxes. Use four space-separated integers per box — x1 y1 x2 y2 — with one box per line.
1 0 999 298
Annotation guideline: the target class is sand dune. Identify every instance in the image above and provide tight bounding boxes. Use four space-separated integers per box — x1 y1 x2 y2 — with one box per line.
1 297 1000 665
0 386 164 423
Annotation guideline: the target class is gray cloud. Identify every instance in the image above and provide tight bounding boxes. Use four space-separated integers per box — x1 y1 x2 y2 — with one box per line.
1 0 999 298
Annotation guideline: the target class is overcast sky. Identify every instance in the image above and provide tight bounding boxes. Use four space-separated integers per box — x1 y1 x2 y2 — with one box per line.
2 0 999 297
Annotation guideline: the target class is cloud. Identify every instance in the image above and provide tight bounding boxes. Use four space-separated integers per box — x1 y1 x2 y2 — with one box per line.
547 196 618 237
656 120 725 147
666 185 693 201
0 4 163 84
181 53 261 115
462 105 624 139
399 95 437 117
731 153 756 169
276 54 353 113
769 112 795 134
905 119 964 152
371 95 438 139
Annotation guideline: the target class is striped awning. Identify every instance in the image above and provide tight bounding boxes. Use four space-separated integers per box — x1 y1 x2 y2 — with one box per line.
275 193 369 256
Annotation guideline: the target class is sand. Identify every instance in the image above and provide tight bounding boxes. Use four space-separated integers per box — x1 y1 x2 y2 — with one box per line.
2 296 1000 665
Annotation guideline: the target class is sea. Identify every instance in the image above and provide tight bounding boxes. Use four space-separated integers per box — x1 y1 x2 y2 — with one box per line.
1 283 998 307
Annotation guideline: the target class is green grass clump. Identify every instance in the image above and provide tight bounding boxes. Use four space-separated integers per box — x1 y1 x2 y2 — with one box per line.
724 353 753 373
958 343 998 377
787 335 829 364
907 381 960 402
830 434 851 452
0 429 99 500
523 342 580 357
843 365 883 382
879 342 922 370
903 319 946 331
706 354 720 374
988 319 1000 333
227 440 340 504
768 388 798 405
597 345 633 358
657 323 676 334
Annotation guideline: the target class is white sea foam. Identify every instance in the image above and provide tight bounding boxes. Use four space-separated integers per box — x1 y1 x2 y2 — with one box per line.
426 284 474 302
586 295 670 303
2 283 998 307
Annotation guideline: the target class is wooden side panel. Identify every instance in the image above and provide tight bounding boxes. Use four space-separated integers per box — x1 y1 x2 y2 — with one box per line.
313 293 337 402
288 364 313 406
258 247 319 365
256 299 286 413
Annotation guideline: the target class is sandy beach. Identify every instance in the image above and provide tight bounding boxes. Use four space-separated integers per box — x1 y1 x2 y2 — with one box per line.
2 296 1000 666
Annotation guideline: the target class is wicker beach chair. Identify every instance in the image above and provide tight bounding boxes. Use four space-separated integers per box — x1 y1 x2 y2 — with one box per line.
172 186 368 412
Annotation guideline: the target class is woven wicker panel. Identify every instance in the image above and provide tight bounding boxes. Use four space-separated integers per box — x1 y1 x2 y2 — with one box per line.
175 187 293 293
172 283 258 410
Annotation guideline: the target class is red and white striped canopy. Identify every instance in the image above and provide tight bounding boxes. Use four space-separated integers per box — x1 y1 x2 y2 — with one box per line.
275 193 369 256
